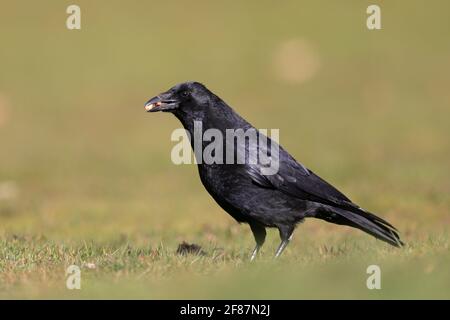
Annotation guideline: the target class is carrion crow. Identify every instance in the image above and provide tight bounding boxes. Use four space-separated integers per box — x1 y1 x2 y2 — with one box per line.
144 81 403 259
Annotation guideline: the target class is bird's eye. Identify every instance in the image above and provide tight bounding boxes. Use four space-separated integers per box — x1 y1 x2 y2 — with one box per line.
181 91 190 97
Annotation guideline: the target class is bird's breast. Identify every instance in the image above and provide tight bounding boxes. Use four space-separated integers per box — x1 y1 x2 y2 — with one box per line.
198 164 249 198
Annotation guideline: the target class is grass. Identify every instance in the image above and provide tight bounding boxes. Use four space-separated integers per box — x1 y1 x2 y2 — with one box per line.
0 0 449 299
1 234 449 299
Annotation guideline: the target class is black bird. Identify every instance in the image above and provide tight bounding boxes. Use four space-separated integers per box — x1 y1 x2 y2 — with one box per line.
144 81 403 259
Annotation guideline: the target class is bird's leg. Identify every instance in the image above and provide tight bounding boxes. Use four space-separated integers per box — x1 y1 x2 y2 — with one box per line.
250 244 260 261
274 241 289 258
249 223 266 261
274 226 295 258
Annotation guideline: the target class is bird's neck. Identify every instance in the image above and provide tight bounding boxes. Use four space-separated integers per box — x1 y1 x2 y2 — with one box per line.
173 101 253 163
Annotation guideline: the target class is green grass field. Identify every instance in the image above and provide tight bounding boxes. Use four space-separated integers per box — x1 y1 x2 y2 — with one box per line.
0 1 449 299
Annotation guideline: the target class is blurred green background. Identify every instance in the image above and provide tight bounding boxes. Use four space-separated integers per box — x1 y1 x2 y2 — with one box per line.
0 0 449 299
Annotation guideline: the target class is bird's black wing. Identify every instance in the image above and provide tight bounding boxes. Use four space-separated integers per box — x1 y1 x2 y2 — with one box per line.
245 146 399 233
247 145 352 207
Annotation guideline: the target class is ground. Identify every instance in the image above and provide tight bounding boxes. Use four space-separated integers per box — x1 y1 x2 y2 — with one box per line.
0 1 449 299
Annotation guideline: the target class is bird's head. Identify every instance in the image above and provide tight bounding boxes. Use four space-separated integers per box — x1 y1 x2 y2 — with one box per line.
144 81 212 116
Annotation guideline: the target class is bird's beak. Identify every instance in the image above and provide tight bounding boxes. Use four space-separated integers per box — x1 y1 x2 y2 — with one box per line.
144 94 178 112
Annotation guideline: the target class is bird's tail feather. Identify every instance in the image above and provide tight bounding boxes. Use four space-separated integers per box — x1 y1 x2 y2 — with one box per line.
320 207 403 247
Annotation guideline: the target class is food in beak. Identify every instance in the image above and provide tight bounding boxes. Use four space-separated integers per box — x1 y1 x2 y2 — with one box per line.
145 101 161 111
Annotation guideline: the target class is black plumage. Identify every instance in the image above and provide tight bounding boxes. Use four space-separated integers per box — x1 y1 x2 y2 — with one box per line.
144 81 403 259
